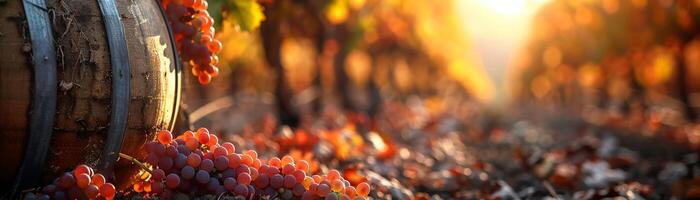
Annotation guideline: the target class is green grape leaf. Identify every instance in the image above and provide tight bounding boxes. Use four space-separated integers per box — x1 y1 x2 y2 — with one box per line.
207 0 264 31
227 0 265 32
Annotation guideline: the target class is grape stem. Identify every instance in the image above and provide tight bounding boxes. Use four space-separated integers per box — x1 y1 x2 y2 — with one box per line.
118 153 153 174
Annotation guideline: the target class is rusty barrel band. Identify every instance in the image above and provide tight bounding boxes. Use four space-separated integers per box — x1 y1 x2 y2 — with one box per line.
155 0 182 131
96 0 131 178
12 0 58 194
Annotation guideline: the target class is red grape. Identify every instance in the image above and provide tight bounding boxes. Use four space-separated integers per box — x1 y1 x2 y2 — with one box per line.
75 173 91 189
237 173 252 185
166 174 181 188
157 130 173 144
99 183 116 200
356 182 370 197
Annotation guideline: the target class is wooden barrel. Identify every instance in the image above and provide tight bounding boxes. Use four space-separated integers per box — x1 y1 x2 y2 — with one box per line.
0 0 181 192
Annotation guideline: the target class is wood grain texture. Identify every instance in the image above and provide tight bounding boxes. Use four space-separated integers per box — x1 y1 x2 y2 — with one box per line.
0 0 180 191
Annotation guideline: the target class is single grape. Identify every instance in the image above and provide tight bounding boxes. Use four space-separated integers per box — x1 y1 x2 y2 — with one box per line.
91 174 106 187
174 153 187 168
228 154 241 168
159 157 174 171
268 157 281 167
223 177 237 191
182 130 195 139
75 173 91 188
207 134 218 146
281 155 294 166
215 155 229 171
331 179 345 193
99 183 116 200
73 165 91 178
283 174 297 188
282 164 295 175
85 184 99 199
344 186 357 199
244 150 257 160
254 173 269 188
195 127 210 144
234 184 248 197
327 170 341 181
317 183 331 197
158 130 173 144
166 174 181 188
133 182 144 193
222 142 235 154
293 169 306 182
213 146 228 158
206 177 220 192
58 173 75 189
152 168 166 181
181 166 195 180
198 73 211 85
200 159 214 172
237 172 252 185
356 182 370 197
208 40 222 53
165 145 178 158
270 174 284 189
187 153 202 167
195 170 210 184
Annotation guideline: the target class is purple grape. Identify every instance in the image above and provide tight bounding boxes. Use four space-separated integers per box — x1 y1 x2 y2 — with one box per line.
200 159 214 172
214 156 229 171
195 170 210 184
234 184 248 196
165 145 178 158
270 174 284 189
223 177 237 191
181 166 195 180
159 157 174 171
207 177 220 192
152 168 166 181
166 173 181 188
174 153 187 168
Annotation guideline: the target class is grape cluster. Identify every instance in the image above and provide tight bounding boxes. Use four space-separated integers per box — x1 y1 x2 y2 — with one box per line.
161 0 222 85
134 128 372 199
24 165 116 200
